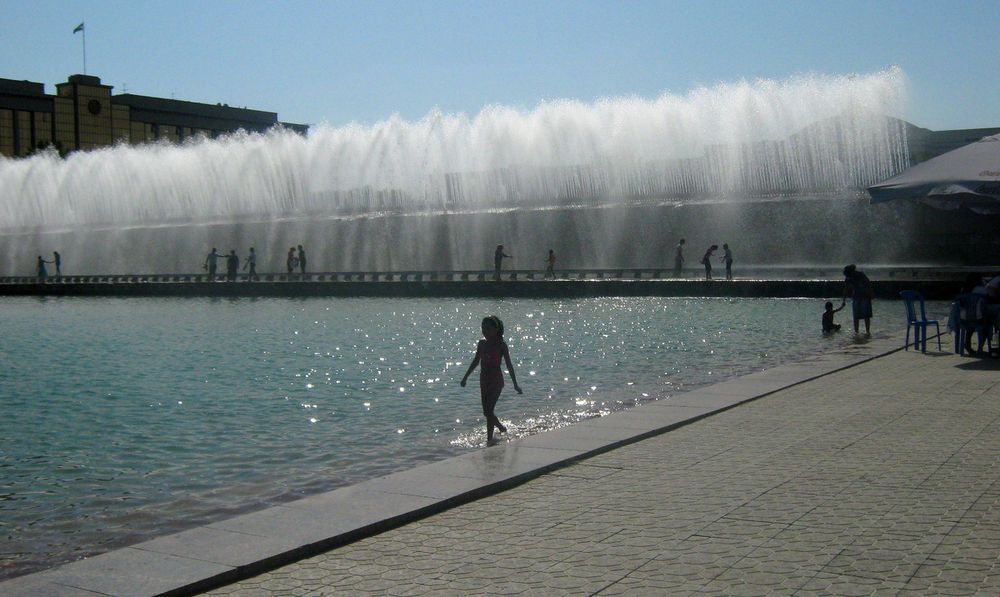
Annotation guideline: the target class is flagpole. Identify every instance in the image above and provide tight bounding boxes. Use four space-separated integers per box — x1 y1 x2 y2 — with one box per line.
73 23 87 74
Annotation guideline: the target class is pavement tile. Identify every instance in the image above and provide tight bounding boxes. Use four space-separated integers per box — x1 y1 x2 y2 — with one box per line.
798 572 905 596
35 547 231 597
0 574 107 596
131 524 302 568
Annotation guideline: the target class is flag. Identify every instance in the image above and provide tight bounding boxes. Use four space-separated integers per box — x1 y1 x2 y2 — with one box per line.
73 22 84 34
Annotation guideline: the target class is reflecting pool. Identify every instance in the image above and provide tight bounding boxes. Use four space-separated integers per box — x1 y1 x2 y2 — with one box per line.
0 296 915 578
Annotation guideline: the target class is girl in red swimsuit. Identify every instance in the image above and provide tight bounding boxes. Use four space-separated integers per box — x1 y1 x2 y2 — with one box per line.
460 316 523 446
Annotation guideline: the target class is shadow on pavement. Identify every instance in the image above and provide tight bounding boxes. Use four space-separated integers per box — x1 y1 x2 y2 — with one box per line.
955 357 1000 371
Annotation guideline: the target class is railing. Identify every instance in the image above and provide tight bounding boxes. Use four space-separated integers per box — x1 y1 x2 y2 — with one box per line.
0 269 654 285
0 265 989 286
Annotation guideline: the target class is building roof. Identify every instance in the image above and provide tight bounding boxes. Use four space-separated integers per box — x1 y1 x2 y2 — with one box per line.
0 77 51 112
112 93 283 132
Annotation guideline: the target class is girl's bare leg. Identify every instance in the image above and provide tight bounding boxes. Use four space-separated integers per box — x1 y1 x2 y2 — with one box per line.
492 416 507 434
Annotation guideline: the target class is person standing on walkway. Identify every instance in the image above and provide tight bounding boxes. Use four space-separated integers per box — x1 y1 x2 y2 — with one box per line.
297 245 307 278
460 315 522 446
286 247 297 275
204 248 222 280
494 245 511 280
843 264 874 335
544 249 556 279
721 243 734 280
243 247 258 281
225 250 239 282
36 255 52 279
674 238 685 277
53 251 62 276
701 245 718 280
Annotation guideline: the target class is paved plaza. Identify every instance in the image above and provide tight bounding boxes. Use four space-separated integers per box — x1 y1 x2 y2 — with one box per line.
205 344 1000 596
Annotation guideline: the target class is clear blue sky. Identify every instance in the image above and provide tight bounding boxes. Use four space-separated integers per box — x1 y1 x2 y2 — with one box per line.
3 0 997 131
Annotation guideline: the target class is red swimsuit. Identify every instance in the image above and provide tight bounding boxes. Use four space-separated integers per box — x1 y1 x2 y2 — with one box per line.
478 340 505 416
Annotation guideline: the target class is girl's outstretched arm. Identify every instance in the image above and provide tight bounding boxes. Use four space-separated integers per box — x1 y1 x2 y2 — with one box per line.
502 344 522 394
460 344 481 387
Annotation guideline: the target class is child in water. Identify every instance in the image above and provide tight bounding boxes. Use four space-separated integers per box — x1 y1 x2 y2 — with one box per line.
823 300 846 333
460 316 522 446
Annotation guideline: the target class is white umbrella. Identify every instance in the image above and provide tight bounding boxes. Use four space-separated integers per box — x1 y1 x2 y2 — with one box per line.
868 134 1000 214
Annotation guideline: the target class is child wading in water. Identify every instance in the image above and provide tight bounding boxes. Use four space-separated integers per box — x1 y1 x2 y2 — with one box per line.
823 300 846 333
460 316 522 446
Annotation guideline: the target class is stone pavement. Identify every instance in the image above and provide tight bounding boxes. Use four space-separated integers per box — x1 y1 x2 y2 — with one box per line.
205 346 1000 596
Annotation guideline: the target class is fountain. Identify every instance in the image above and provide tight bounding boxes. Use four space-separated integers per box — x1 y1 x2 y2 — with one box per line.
1 66 988 276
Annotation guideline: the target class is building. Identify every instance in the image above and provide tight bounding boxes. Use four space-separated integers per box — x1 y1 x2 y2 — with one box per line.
904 124 1000 163
0 74 307 158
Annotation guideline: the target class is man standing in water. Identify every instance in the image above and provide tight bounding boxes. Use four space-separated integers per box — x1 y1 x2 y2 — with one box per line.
674 238 685 277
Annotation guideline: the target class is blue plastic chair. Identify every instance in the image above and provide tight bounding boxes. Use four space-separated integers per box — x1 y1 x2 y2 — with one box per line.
955 293 993 356
900 290 941 353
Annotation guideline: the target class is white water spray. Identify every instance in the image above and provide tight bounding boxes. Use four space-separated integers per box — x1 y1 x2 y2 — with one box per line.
0 68 919 274
1 68 908 231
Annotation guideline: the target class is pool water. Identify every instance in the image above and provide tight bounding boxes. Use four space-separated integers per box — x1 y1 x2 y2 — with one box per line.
0 296 925 578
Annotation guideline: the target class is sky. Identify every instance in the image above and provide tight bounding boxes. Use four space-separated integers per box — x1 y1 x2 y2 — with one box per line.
3 0 998 131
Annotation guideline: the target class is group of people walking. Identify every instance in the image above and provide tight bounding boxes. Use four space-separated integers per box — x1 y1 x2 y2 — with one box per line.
204 245 307 281
674 239 734 280
491 241 733 281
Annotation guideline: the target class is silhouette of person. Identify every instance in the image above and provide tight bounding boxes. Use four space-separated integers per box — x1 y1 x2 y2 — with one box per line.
37 255 52 279
298 245 307 277
545 249 556 279
956 273 986 354
701 245 718 280
823 300 846 333
204 248 222 280
494 245 511 280
843 264 874 335
721 243 734 280
243 247 258 281
460 316 522 446
286 247 298 275
226 250 239 282
674 238 685 277
53 251 62 276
